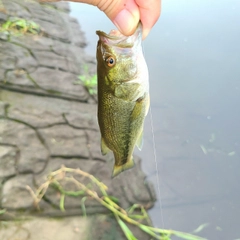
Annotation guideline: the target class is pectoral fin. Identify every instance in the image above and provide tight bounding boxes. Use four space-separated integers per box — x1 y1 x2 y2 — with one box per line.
136 129 143 151
112 157 134 178
145 93 150 116
101 137 110 155
130 93 147 121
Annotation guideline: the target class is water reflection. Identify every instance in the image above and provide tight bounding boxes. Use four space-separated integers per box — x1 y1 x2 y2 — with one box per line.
70 1 240 239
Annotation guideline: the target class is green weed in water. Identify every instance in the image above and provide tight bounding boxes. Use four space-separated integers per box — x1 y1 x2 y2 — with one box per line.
75 65 97 95
27 166 207 240
0 0 5 12
0 17 41 35
0 209 6 215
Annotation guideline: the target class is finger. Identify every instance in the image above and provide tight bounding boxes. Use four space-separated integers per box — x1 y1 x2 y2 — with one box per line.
70 0 140 36
41 0 141 36
111 0 140 36
136 0 161 39
95 0 140 36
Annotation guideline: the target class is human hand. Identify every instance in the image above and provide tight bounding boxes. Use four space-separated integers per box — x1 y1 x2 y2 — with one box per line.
93 0 161 39
41 0 161 39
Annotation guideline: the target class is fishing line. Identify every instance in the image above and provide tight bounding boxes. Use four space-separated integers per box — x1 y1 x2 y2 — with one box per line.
149 105 165 228
142 41 165 229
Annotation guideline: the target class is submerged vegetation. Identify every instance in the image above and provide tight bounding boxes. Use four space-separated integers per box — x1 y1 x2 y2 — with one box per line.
0 17 41 35
74 65 97 95
0 209 6 215
25 166 206 240
0 0 5 13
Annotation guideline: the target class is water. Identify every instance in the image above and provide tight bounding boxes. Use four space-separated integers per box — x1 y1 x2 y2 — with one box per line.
70 1 240 239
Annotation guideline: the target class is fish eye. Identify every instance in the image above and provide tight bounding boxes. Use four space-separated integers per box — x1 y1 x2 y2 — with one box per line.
105 56 115 67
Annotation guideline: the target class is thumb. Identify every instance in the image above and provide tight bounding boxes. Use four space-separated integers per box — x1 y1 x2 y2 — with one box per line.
93 0 140 36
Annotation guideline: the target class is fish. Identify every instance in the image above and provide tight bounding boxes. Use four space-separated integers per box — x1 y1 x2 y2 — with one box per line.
96 23 149 177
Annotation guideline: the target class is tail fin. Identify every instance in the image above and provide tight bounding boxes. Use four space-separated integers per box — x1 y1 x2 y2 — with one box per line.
112 157 135 178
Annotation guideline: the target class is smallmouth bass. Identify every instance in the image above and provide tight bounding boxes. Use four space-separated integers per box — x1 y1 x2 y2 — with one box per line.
96 23 149 177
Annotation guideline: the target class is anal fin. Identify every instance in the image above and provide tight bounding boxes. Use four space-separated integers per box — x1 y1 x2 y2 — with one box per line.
101 137 110 155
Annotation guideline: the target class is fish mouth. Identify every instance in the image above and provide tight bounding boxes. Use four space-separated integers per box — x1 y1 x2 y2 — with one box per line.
96 22 142 48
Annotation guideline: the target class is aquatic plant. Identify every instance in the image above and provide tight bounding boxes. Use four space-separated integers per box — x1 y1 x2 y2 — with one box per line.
0 209 6 215
25 166 206 240
75 65 97 95
0 17 41 35
0 0 5 13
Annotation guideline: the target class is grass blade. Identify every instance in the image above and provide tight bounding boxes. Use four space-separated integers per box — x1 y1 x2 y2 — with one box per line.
81 196 87 217
59 194 65 212
192 223 209 233
116 214 137 240
172 230 206 240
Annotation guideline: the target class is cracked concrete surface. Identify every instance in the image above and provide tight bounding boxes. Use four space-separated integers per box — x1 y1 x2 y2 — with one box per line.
0 1 156 239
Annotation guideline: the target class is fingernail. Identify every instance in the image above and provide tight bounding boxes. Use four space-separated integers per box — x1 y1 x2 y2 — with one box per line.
113 9 136 36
